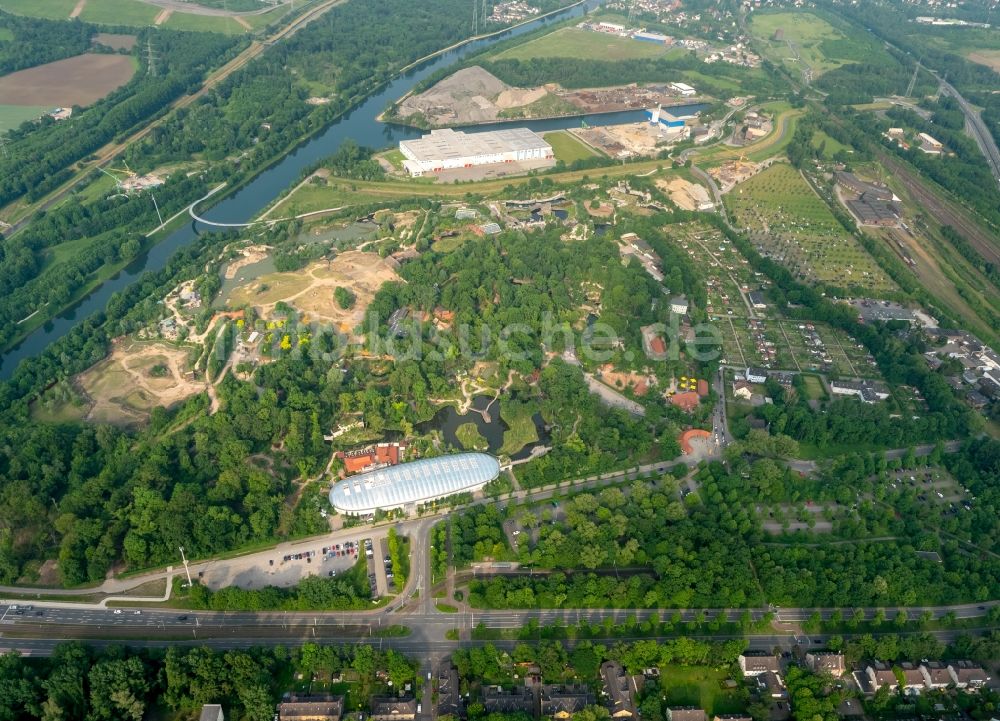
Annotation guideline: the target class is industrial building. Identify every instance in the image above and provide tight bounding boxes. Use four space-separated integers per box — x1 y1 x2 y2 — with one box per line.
670 82 696 96
399 128 553 176
328 452 501 515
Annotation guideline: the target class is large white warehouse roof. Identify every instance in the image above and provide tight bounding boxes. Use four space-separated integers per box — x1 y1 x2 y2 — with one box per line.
329 453 500 515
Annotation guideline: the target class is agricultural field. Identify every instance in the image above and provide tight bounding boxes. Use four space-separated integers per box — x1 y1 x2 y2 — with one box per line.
79 0 160 26
220 250 401 336
74 340 206 426
543 130 600 163
724 163 896 294
0 0 269 31
0 53 135 107
0 0 77 18
0 104 48 133
492 26 670 62
749 11 887 77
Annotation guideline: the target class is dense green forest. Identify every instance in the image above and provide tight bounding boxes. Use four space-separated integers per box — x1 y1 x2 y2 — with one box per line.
464 437 1000 608
480 54 779 96
0 12 94 75
0 642 417 721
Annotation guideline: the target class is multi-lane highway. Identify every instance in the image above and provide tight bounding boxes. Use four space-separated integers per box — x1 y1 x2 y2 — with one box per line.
934 73 1000 187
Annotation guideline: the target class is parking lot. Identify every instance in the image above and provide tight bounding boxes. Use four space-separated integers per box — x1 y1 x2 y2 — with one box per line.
201 537 369 591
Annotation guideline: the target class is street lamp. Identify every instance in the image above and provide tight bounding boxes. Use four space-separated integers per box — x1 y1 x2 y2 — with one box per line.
178 546 194 588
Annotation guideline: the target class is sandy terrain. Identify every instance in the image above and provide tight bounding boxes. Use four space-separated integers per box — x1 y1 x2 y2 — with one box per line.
223 244 271 279
76 340 206 426
968 50 1000 72
494 86 547 109
658 178 698 210
0 54 135 107
399 66 511 125
225 251 401 335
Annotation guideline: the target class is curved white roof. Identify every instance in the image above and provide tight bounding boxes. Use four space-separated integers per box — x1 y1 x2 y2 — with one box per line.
329 453 500 514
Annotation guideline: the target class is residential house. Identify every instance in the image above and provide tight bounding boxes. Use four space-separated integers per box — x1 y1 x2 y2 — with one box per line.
483 686 535 716
200 706 225 721
601 661 639 719
541 684 595 719
898 663 926 694
670 296 690 316
667 709 706 721
864 662 897 692
758 671 787 699
806 652 846 677
438 666 464 719
714 716 752 721
748 291 767 309
948 661 990 689
744 367 768 384
835 699 864 719
733 380 753 400
279 695 344 721
739 651 779 677
919 662 952 690
370 697 417 721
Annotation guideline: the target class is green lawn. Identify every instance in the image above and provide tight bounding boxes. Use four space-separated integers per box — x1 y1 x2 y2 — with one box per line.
493 27 669 62
163 12 249 34
659 664 746 715
544 130 599 163
810 129 850 159
0 104 46 134
80 0 159 26
800 373 826 401
499 400 540 457
381 148 406 171
0 27 14 41
0 0 77 19
455 422 489 451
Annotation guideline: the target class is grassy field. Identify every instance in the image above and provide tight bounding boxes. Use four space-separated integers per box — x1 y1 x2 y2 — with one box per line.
80 0 160 26
544 130 600 163
499 400 540 457
749 11 885 77
800 374 826 401
0 27 13 41
455 422 489 451
660 664 746 715
163 12 249 34
273 158 682 216
492 26 669 61
0 104 46 133
725 163 896 294
811 129 851 159
0 0 77 18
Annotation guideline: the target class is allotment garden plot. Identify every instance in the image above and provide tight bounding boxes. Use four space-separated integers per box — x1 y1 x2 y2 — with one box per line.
725 163 896 295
